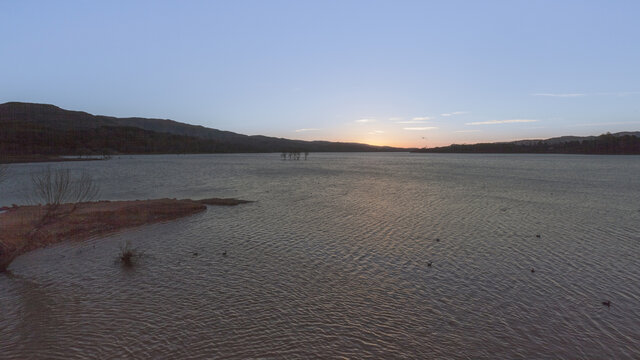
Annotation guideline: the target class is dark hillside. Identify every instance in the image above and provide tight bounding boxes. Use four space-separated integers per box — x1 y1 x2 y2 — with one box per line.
414 132 640 154
0 102 406 155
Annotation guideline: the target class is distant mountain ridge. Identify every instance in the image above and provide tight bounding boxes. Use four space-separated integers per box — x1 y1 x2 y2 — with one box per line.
0 102 406 155
510 132 640 145
414 131 640 154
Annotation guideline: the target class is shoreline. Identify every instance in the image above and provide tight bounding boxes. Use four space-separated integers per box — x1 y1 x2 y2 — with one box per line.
0 197 251 271
0 155 106 164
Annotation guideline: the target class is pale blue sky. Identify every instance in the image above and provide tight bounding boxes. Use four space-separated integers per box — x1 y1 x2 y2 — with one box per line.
2 0 639 147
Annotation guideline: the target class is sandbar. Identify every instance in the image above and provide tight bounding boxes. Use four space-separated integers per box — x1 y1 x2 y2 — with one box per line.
0 197 251 271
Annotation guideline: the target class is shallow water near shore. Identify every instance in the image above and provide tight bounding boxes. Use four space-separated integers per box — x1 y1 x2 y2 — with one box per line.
1 153 639 359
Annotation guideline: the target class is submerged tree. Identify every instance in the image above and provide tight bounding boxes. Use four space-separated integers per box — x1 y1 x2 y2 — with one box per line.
280 151 308 161
118 240 143 267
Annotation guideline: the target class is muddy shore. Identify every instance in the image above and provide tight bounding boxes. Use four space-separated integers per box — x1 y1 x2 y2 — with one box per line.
0 197 251 271
0 155 106 164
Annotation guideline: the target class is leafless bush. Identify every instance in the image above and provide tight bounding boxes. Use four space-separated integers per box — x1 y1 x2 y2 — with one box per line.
118 240 143 267
31 167 71 206
71 171 100 204
21 167 100 240
30 167 100 207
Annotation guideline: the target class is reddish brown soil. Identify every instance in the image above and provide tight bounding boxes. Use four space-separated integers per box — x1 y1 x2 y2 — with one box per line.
0 197 250 271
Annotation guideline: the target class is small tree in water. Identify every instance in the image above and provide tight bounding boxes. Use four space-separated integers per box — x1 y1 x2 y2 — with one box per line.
118 240 143 267
280 151 309 160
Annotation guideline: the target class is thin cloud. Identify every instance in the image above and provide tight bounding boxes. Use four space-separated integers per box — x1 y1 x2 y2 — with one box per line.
570 121 640 127
403 127 438 131
532 93 585 97
533 91 640 97
388 117 403 121
395 116 432 124
441 111 469 117
397 119 429 124
294 128 320 132
594 91 640 97
455 129 481 133
466 119 538 126
368 130 385 134
356 118 375 123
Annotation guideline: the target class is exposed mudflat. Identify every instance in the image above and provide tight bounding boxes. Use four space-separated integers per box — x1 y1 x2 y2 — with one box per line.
0 197 250 270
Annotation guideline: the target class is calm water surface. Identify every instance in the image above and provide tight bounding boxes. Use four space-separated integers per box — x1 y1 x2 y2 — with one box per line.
1 153 639 359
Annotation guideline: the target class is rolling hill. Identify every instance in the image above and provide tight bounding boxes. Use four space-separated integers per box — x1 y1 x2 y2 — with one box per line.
0 102 406 156
413 132 640 154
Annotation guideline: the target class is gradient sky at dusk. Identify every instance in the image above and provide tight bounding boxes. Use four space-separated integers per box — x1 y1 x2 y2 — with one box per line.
2 0 639 147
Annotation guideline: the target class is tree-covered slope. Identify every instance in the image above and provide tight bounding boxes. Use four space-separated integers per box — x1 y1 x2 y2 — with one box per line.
0 102 406 155
414 133 640 154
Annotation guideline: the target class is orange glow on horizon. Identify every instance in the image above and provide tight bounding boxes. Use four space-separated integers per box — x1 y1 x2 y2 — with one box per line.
321 136 448 149
290 129 461 149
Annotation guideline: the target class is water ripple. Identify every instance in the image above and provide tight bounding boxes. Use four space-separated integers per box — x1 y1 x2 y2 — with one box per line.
1 153 639 359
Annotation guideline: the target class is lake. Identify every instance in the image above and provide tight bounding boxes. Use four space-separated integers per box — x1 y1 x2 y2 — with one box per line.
1 153 639 359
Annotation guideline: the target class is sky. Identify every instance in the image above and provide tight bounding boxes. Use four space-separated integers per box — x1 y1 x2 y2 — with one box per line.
2 0 639 148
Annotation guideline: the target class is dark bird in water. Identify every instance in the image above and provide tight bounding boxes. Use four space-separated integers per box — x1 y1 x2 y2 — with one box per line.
531 268 535 273
427 261 432 267
535 234 541 238
436 238 440 242
602 300 611 307
192 252 199 257
222 251 227 257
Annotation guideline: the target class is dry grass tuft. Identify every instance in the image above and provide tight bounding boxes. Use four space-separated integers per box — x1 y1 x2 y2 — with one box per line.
118 240 143 267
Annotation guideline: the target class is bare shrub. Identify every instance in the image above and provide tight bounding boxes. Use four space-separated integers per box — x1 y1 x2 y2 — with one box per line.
31 167 71 206
27 167 100 229
71 171 100 204
118 240 143 267
30 167 100 207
